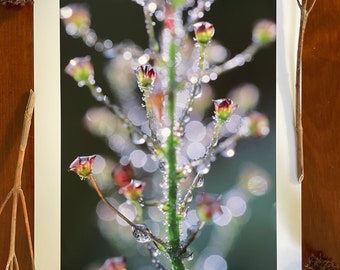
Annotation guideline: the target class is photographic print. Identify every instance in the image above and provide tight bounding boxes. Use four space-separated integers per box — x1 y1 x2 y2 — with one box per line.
59 1 276 269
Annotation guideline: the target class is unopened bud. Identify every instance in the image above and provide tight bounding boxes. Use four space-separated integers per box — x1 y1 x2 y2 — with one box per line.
65 56 94 86
213 98 238 121
60 4 91 37
196 192 223 222
193 22 215 45
135 64 156 89
252 19 276 47
119 180 146 203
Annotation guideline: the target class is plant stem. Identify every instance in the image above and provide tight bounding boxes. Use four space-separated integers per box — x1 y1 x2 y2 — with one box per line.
210 43 259 75
0 90 35 270
295 0 317 183
144 6 159 54
86 83 163 152
180 221 203 256
166 39 185 270
87 175 167 249
179 173 202 214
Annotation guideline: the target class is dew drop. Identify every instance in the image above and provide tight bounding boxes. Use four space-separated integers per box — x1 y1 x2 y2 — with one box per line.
196 175 204 188
152 248 160 257
183 116 190 123
187 252 194 261
187 194 193 202
155 10 164 21
194 85 202 98
201 75 210 83
196 160 211 175
221 148 235 158
132 224 152 243
131 132 146 145
182 249 194 261
159 181 169 189
77 80 86 87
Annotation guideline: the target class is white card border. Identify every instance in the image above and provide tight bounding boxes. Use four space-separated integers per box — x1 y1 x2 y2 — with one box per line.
34 1 301 269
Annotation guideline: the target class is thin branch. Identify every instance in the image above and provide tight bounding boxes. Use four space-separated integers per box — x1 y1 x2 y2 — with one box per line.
143 6 160 54
296 0 302 8
88 175 167 249
295 0 317 182
1 90 35 270
19 190 35 269
208 43 259 76
179 173 203 215
307 0 317 14
0 189 14 216
180 221 203 256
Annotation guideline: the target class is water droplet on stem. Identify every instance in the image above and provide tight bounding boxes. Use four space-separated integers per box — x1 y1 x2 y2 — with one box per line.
132 224 152 243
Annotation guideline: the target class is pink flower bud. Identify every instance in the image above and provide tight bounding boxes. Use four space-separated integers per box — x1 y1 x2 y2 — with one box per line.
135 64 156 88
99 256 126 270
111 163 134 187
65 56 94 86
193 22 215 45
119 180 146 203
60 4 91 37
252 19 276 47
213 98 238 121
196 193 223 222
68 155 96 179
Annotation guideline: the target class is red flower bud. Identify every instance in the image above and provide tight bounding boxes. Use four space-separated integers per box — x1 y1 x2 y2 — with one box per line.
135 64 156 88
196 192 223 222
193 22 215 45
213 98 238 121
119 180 146 203
68 155 96 179
112 163 134 187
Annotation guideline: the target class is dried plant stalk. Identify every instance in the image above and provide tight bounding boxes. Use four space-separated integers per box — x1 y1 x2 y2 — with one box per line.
0 90 35 270
295 0 317 183
0 0 33 5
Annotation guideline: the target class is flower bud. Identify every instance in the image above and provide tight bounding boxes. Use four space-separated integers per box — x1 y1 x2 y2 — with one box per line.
99 256 126 270
60 4 91 37
213 98 238 121
244 112 270 138
111 163 134 187
196 192 223 222
135 64 156 88
252 19 276 47
65 56 94 86
68 155 96 179
193 22 215 45
119 180 146 203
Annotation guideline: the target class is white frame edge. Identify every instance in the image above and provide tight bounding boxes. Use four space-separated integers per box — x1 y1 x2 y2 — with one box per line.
277 0 302 269
34 0 61 269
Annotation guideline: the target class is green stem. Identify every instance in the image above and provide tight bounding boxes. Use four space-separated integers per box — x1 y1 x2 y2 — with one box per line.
166 38 185 270
144 6 159 54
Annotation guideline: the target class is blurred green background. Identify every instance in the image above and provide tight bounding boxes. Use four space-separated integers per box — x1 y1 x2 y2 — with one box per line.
60 0 276 269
